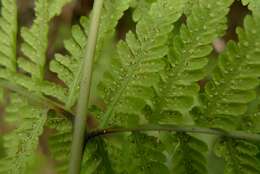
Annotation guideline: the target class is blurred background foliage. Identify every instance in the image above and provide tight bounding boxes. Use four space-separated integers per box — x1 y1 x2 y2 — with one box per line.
0 0 257 173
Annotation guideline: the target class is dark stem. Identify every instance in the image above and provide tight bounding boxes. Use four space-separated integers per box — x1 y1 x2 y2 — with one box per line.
2 78 260 144
86 124 260 142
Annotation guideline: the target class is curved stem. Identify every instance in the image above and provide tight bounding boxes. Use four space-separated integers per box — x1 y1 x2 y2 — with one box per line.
68 0 104 174
86 124 260 142
0 79 74 116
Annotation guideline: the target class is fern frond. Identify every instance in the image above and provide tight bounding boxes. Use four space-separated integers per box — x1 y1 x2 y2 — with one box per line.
0 94 47 174
214 139 260 174
131 0 155 22
50 0 131 109
47 112 72 174
81 138 114 174
81 133 169 174
48 0 71 20
18 0 69 78
98 0 186 127
240 88 260 133
240 112 260 133
149 0 233 123
242 0 260 15
16 0 70 102
106 133 169 174
200 2 260 129
171 133 208 174
0 0 17 72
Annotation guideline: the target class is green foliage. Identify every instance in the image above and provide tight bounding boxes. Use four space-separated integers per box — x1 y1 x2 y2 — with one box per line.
0 0 70 102
197 0 260 130
98 0 186 127
47 112 72 173
0 0 17 72
19 0 70 78
0 94 47 174
130 0 156 22
17 0 69 102
107 133 169 174
81 138 114 174
0 0 260 173
171 133 208 174
149 0 233 124
214 139 260 174
0 0 70 174
50 0 131 109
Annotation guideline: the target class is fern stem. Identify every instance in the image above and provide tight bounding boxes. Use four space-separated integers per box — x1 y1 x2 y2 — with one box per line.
0 79 73 116
68 0 104 174
86 124 260 142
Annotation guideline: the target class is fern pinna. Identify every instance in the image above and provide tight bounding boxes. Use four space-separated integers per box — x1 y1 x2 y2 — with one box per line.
0 0 260 174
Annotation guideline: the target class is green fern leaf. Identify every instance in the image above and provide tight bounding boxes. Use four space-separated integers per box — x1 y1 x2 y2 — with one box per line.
19 0 70 78
16 0 70 102
82 133 169 174
106 133 169 174
1 0 260 173
200 3 260 129
214 139 260 174
242 0 260 15
81 138 114 174
0 0 17 76
47 112 72 174
50 0 131 109
240 112 260 133
240 87 260 133
48 0 71 20
46 0 132 169
98 0 186 127
149 0 233 123
171 133 208 174
130 0 155 22
0 94 47 174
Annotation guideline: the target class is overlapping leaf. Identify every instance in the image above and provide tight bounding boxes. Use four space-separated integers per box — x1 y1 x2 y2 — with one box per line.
0 0 17 73
81 138 114 174
171 133 208 174
106 133 169 174
201 0 260 129
47 112 72 174
0 94 47 174
98 0 186 127
214 139 260 174
14 0 70 103
149 0 233 123
50 0 131 109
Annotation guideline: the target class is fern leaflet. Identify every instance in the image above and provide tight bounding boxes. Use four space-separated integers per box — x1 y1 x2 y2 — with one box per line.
98 0 186 127
199 0 260 129
106 133 169 174
200 1 260 173
47 112 72 173
81 138 114 174
15 0 70 102
171 133 208 174
50 0 131 109
0 0 17 73
214 139 260 174
149 0 233 123
0 94 47 174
